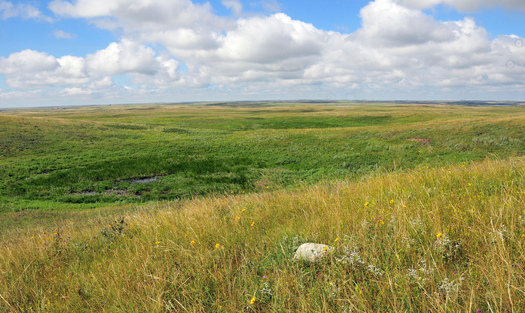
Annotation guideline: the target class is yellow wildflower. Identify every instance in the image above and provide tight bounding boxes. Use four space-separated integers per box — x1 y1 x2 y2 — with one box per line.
436 233 443 239
251 221 255 227
215 243 220 249
390 199 394 204
334 237 339 243
250 297 256 304
155 241 160 245
191 240 195 245
364 202 369 206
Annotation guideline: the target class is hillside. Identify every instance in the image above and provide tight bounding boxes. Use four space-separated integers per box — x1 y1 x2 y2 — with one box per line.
1 156 524 311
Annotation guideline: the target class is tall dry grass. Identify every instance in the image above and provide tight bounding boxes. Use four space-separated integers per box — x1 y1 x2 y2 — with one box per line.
1 157 525 312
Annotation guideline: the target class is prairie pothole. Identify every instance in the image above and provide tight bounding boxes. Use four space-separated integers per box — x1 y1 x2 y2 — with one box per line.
128 176 160 185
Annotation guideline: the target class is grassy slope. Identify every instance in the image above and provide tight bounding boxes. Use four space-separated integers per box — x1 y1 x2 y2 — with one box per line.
1 157 524 312
1 103 524 214
1 103 525 312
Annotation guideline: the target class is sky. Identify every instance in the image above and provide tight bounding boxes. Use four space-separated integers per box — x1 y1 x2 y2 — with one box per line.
0 0 524 108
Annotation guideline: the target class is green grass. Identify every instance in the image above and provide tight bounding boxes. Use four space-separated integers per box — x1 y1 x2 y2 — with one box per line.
1 102 524 214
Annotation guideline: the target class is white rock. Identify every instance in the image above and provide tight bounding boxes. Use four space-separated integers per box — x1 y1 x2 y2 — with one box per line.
293 243 334 262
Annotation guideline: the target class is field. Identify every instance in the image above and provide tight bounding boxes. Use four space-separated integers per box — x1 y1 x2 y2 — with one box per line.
1 102 525 312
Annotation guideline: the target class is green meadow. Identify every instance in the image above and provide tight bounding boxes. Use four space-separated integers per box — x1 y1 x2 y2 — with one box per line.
1 102 524 213
1 102 525 312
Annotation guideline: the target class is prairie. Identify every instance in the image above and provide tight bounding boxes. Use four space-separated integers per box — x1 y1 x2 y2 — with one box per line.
1 103 524 214
1 102 525 311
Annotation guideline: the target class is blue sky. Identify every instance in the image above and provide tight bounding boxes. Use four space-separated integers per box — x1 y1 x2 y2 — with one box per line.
1 0 524 107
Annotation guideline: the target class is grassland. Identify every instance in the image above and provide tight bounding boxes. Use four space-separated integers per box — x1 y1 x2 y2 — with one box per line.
1 102 525 312
1 103 524 214
1 155 525 312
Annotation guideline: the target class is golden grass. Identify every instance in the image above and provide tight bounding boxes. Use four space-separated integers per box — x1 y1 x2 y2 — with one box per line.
1 157 525 312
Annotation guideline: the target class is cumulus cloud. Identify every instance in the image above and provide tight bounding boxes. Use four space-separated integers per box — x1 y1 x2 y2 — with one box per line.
0 0 52 21
356 0 454 47
0 50 89 88
60 87 93 96
188 0 520 93
0 50 58 74
89 76 114 88
85 39 159 76
399 0 525 11
284 0 522 93
49 0 227 31
49 0 232 63
222 0 242 15
0 39 186 90
48 0 117 18
217 14 324 64
1 0 524 104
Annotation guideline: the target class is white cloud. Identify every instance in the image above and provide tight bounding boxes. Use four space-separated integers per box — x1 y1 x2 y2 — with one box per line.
48 0 117 18
0 50 58 75
0 0 52 21
85 39 159 77
0 39 187 91
399 0 525 11
52 30 77 39
0 50 89 88
131 57 184 87
1 0 524 105
217 14 324 63
356 0 454 47
49 0 227 31
56 55 87 78
89 76 114 88
140 28 222 53
61 87 93 96
294 0 522 94
49 0 232 63
222 0 242 15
